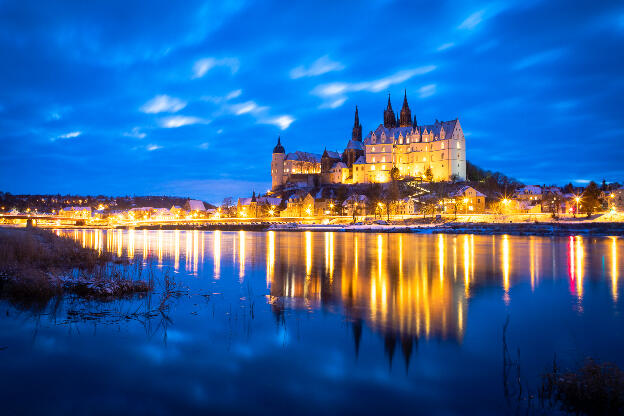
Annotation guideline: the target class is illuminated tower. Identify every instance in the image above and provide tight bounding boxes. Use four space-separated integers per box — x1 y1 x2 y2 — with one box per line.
271 136 285 190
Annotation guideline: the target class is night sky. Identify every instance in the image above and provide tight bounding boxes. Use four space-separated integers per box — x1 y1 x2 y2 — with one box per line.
1 0 623 203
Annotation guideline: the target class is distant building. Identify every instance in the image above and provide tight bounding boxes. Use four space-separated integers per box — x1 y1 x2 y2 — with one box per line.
271 91 466 189
448 186 486 213
281 193 315 217
59 206 92 219
236 192 281 218
184 200 206 212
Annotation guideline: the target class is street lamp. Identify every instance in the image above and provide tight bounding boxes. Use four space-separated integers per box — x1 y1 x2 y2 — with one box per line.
574 196 580 218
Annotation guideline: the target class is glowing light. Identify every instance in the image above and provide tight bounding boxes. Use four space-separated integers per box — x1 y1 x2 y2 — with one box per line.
239 230 245 280
612 237 618 302
502 235 510 302
305 231 312 278
174 230 180 271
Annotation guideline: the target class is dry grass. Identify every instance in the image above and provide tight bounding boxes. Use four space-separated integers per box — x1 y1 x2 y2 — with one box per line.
0 227 151 301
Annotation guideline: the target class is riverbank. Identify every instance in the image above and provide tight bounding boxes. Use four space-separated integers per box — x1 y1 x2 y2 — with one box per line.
0 228 151 302
269 221 624 236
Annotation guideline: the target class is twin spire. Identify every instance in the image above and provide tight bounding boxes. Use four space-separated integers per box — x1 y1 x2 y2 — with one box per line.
352 105 362 141
384 90 416 128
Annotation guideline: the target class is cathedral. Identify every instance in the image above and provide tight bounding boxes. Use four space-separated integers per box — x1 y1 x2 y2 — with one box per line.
271 91 466 190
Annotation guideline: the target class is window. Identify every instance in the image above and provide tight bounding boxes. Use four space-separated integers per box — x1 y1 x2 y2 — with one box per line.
457 142 461 149
423 157 427 162
371 165 375 171
441 152 444 160
441 142 445 149
381 157 386 163
382 164 386 170
372 157 376 163
372 146 376 152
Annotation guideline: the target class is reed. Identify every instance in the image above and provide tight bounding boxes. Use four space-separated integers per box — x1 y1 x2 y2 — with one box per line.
0 227 151 300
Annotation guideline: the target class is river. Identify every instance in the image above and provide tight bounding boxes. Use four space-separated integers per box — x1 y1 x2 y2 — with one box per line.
1 229 623 415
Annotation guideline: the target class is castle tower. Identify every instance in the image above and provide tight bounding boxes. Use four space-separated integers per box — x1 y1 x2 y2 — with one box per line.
383 94 396 128
352 106 362 141
271 136 285 190
399 90 412 127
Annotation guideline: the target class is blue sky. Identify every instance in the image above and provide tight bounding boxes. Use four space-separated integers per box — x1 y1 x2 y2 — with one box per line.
1 0 623 204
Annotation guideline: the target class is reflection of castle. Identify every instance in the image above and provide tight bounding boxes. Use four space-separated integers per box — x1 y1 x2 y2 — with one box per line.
268 233 468 343
271 91 466 189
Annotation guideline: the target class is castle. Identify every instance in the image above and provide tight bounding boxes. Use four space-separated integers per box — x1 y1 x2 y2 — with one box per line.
271 91 466 189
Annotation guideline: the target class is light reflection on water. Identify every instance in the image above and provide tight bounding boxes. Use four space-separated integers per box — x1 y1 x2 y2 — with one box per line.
4 229 624 415
52 229 622 342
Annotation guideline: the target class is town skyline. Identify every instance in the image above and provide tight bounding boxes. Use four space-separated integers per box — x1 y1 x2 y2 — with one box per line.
1 1 623 202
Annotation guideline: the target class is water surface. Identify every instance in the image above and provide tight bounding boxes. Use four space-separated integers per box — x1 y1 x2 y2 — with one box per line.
1 229 623 415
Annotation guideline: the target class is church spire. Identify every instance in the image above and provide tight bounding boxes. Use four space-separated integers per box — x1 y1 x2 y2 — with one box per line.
383 94 396 128
399 89 412 127
352 106 362 141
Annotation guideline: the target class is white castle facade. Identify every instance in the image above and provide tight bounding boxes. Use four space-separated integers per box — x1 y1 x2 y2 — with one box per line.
271 91 466 190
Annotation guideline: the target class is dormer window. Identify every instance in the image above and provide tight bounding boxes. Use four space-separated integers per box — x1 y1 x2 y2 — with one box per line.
372 146 376 152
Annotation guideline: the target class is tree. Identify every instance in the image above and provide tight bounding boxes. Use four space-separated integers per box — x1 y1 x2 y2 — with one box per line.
390 166 401 181
334 186 348 216
581 181 602 217
424 167 434 182
364 183 383 218
382 181 401 221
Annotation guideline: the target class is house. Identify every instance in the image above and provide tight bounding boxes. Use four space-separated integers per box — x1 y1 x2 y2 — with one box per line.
237 193 282 218
184 200 206 213
448 186 486 213
153 208 174 220
394 197 418 216
612 187 624 212
59 206 92 219
127 207 154 220
170 205 186 217
342 194 369 217
281 193 315 217
514 185 542 213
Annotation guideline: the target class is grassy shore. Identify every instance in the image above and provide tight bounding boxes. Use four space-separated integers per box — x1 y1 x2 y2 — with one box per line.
0 227 151 301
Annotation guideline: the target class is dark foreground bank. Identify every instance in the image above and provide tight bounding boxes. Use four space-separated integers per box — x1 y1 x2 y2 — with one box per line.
0 227 150 301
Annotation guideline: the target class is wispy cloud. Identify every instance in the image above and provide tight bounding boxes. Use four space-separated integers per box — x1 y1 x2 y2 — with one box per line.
458 10 487 30
437 42 455 51
418 84 437 98
290 56 344 79
159 116 209 128
123 127 146 139
201 89 243 104
192 57 239 78
51 131 81 141
458 5 507 31
513 49 565 70
140 95 186 113
229 101 268 115
312 66 436 108
261 115 295 130
146 144 162 151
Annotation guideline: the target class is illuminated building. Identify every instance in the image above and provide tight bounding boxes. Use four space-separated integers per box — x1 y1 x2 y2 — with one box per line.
271 91 467 189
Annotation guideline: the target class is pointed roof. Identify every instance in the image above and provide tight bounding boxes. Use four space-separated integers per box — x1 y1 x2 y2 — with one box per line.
402 89 409 110
353 105 360 127
386 93 393 111
272 136 285 154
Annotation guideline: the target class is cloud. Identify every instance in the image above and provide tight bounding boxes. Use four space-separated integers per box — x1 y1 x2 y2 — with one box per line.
574 179 590 184
159 116 208 128
52 131 81 141
192 57 239 78
290 55 344 79
312 65 436 108
140 95 186 113
418 84 437 98
229 101 267 115
146 144 162 151
458 10 486 30
261 115 295 130
201 89 243 104
437 42 455 51
123 127 146 139
513 49 565 70
199 142 210 149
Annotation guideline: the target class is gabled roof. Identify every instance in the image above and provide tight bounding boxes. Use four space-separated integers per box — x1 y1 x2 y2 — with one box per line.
353 155 366 164
516 185 542 196
363 119 460 145
451 186 486 198
285 151 322 163
346 140 364 151
332 162 347 170
324 150 341 159
185 200 206 211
